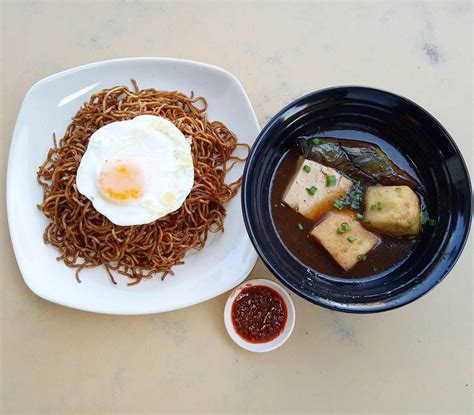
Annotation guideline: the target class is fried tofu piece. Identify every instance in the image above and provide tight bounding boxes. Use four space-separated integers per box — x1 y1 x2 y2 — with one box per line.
310 211 379 271
364 185 420 236
282 158 353 220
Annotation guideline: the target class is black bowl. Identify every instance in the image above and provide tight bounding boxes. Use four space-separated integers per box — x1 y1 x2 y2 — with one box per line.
242 86 471 313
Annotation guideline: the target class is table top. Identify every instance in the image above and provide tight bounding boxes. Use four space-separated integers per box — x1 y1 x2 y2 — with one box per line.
1 1 472 413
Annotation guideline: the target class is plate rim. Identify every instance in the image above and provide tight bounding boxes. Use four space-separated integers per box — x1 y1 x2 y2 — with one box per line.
7 57 260 315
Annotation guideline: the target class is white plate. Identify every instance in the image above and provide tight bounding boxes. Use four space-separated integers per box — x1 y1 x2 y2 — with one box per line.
7 57 259 315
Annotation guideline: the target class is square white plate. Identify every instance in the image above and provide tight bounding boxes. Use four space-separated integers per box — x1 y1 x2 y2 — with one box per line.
7 57 259 315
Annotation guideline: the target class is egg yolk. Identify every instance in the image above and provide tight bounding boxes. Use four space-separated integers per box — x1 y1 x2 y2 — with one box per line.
98 158 149 202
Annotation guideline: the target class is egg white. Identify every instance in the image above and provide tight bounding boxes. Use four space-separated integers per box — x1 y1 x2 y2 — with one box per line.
76 115 194 226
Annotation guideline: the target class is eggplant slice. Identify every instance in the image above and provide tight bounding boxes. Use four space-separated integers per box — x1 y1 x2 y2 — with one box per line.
298 136 418 189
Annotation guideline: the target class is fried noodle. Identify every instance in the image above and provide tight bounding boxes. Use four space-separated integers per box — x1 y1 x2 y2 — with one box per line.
37 80 247 285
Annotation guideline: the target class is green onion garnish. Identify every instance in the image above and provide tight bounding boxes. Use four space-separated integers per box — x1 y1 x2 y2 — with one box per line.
420 204 431 226
332 181 364 211
306 186 317 195
311 138 321 146
333 200 344 209
336 222 351 234
347 235 357 243
357 254 366 261
303 165 311 173
326 175 336 187
356 213 364 220
370 201 382 211
420 203 438 226
297 223 304 230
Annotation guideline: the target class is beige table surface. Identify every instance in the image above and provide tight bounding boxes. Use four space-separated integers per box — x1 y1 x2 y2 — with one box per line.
1 1 473 414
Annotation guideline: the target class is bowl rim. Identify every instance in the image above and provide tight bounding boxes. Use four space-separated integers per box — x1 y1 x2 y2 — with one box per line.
242 85 472 313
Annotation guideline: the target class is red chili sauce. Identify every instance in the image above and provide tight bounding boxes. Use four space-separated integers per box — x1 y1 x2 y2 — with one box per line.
231 285 287 343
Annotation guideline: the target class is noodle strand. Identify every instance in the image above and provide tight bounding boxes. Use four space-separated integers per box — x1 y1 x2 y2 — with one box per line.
37 82 247 285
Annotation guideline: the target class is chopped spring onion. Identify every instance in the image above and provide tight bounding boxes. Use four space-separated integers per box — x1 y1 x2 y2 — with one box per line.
333 181 364 210
337 222 351 234
370 201 383 211
297 223 304 230
333 200 344 210
326 175 336 187
306 186 317 195
347 235 357 243
357 254 366 261
303 165 311 173
341 222 351 231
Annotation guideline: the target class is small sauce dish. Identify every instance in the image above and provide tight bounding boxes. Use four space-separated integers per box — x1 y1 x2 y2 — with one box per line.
224 279 296 352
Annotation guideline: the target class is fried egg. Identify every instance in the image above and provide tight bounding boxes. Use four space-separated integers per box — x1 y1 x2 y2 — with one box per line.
76 115 194 226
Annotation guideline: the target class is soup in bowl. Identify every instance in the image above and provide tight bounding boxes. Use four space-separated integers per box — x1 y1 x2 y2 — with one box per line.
242 86 471 313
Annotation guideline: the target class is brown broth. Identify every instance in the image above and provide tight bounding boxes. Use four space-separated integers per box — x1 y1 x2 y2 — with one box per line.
271 137 420 279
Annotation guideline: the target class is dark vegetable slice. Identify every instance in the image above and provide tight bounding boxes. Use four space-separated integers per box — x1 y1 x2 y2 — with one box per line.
299 138 375 184
298 136 419 189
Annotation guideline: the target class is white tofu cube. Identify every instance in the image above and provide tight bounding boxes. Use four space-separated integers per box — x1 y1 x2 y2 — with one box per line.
282 158 353 220
310 211 380 271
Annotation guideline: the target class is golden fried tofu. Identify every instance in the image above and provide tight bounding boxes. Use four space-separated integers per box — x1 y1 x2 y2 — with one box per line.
364 185 420 236
310 211 380 271
282 158 353 220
